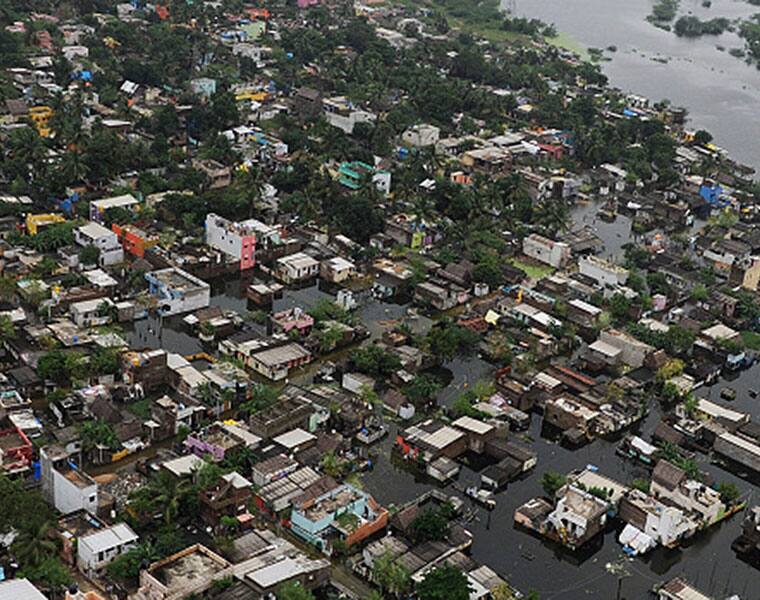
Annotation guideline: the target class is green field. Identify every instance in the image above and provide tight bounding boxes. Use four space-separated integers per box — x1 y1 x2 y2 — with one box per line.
510 258 555 280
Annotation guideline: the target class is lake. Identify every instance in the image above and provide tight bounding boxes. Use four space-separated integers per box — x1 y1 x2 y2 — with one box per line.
509 0 760 170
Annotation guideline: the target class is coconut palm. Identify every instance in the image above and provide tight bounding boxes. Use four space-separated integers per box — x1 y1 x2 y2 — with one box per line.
12 521 58 568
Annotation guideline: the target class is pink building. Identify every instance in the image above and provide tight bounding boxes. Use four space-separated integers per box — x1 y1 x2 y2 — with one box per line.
205 213 257 270
270 308 314 337
297 0 319 8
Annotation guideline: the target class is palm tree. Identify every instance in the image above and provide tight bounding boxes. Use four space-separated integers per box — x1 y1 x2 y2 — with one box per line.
0 314 16 343
148 471 194 526
12 521 58 568
0 275 16 304
238 164 265 218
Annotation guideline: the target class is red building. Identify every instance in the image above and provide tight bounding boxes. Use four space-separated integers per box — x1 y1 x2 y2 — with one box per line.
0 424 33 474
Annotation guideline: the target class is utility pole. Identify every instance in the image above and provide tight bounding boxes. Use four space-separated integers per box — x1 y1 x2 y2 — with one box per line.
606 558 631 600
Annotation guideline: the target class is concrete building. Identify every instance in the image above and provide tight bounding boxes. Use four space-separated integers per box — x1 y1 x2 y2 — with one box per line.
78 523 139 578
522 234 571 268
69 297 115 328
544 396 599 433
145 268 211 316
618 489 697 553
546 486 608 549
651 460 723 525
320 256 356 284
290 483 388 554
714 431 760 475
89 194 139 223
397 419 467 463
199 472 253 532
451 416 497 454
322 96 376 134
657 577 713 600
598 329 654 369
221 336 312 381
402 123 440 147
578 255 629 288
0 579 47 600
74 221 124 266
337 161 391 195
274 252 319 284
193 159 232 189
204 213 257 270
40 445 98 515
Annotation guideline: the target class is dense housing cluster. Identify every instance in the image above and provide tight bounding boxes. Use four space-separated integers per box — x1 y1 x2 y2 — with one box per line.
0 0 759 599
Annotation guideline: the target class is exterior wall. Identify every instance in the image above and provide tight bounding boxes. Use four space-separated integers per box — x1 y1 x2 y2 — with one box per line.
70 306 111 328
74 227 124 266
184 436 227 461
599 330 650 369
402 125 440 148
77 532 137 577
522 235 570 268
324 109 376 134
741 256 760 291
52 470 98 515
205 213 256 270
578 256 629 287
145 269 211 316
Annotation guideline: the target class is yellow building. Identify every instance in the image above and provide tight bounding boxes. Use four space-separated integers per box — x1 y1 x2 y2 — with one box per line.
26 213 66 235
28 106 54 137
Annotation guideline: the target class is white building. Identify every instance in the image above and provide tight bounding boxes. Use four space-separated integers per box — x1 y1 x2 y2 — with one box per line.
546 486 608 547
0 579 47 600
205 213 257 270
619 490 697 553
145 268 211 316
320 256 356 283
220 337 312 381
40 446 98 516
651 460 723 526
598 329 654 369
74 221 124 266
322 96 377 134
274 252 319 284
402 124 441 148
77 523 139 578
69 297 115 328
522 234 571 268
578 255 629 288
89 193 139 223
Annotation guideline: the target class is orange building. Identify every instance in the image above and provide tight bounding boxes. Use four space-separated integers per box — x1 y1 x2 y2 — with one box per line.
111 223 157 258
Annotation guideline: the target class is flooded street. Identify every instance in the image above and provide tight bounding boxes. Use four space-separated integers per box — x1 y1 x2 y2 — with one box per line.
121 215 760 598
511 0 760 170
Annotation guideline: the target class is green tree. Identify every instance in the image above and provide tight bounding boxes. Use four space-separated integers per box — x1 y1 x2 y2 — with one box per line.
79 420 119 453
541 471 567 499
425 319 480 362
276 581 315 600
372 551 412 598
717 482 740 504
0 314 16 342
12 520 58 569
410 509 450 543
416 565 472 600
351 344 402 377
404 375 441 405
79 244 101 266
241 383 278 414
632 479 650 493
320 451 343 478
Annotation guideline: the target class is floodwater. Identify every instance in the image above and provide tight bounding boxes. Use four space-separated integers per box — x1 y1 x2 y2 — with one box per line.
510 0 760 170
362 368 760 599
124 262 760 597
